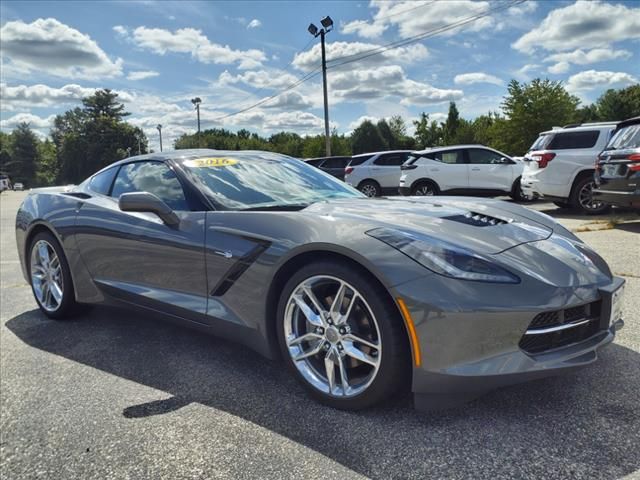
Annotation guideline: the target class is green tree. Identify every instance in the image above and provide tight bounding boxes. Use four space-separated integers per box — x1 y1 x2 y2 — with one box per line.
442 102 460 145
376 119 393 149
7 123 39 186
36 139 58 186
413 113 443 148
52 90 148 183
350 120 387 154
497 79 579 155
596 85 640 121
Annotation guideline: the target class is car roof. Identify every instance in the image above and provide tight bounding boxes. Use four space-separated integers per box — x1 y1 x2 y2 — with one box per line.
614 116 640 130
352 149 412 157
539 122 618 135
410 144 491 154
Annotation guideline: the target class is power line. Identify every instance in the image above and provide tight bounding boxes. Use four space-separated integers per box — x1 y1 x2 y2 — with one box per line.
212 0 524 121
327 0 523 70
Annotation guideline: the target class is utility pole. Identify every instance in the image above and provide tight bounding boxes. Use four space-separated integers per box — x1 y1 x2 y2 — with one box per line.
137 135 141 155
157 124 163 152
191 97 202 147
308 16 333 157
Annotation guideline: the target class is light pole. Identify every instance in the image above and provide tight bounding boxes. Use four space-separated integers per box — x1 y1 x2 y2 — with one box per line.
308 16 333 157
157 124 163 152
191 97 202 147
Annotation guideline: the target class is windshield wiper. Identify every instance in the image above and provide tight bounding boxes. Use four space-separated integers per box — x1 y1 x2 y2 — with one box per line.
239 203 310 211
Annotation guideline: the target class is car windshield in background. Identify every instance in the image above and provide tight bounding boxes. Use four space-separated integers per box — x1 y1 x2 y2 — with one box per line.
606 124 640 150
182 153 363 210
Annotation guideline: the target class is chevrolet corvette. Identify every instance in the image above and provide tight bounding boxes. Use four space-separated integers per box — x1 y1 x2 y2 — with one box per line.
15 150 625 410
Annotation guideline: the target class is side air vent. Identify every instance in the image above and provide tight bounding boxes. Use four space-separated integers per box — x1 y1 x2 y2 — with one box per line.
444 212 510 227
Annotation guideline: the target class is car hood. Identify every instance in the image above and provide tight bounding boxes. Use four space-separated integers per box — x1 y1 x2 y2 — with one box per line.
304 196 553 255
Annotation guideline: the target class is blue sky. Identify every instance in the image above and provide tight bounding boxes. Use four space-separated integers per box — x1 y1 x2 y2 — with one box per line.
1 0 639 150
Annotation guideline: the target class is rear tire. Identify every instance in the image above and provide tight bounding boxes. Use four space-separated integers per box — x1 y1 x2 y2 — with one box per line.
411 180 439 196
28 231 80 319
276 260 410 410
358 180 381 197
510 178 533 202
570 175 611 215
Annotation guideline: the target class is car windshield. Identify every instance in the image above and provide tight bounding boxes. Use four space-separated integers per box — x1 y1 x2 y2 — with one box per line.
181 152 363 210
605 124 640 150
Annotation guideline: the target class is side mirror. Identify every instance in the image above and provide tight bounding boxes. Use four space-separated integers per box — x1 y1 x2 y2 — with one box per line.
118 192 180 227
500 157 513 164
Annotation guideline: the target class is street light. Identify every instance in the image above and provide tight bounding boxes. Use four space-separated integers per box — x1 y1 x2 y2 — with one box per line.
156 124 163 152
308 15 333 157
191 97 202 147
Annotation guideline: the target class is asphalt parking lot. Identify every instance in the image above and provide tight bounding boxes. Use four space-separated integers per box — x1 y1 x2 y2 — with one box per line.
1 190 639 480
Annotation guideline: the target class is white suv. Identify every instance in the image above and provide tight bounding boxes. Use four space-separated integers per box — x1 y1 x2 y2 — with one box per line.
398 145 528 200
344 150 412 196
521 122 617 214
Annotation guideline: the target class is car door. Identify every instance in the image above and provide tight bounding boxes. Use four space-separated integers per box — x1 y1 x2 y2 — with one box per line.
370 152 409 189
426 149 468 190
466 148 516 192
321 157 350 180
74 160 208 321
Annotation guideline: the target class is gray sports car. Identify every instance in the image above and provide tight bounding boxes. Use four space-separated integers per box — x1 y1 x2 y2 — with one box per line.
15 150 625 411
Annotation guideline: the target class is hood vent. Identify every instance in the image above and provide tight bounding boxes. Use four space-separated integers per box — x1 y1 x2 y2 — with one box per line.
444 211 510 227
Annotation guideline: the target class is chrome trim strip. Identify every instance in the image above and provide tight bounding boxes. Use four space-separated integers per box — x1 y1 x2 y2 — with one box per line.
525 318 593 335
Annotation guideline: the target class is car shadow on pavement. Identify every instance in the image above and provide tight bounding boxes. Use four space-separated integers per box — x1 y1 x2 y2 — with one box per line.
6 307 640 479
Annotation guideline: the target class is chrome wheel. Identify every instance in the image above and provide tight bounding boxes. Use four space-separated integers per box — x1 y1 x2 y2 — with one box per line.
414 184 435 196
360 184 378 197
578 180 604 211
284 275 381 398
30 240 63 312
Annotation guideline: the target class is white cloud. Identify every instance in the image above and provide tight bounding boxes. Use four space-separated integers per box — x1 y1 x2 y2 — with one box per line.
293 41 429 72
454 72 503 86
0 83 97 110
328 65 463 106
566 70 639 93
247 19 261 29
513 0 640 54
341 0 494 40
127 26 266 69
348 116 379 130
219 69 298 90
126 70 160 81
113 25 128 37
548 62 570 75
507 1 537 16
514 63 541 81
0 112 55 130
261 91 312 110
0 18 123 79
545 48 633 66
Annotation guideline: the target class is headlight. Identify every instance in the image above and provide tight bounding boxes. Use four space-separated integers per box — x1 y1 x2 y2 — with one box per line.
367 227 520 284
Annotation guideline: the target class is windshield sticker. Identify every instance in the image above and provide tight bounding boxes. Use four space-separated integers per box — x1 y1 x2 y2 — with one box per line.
185 157 238 167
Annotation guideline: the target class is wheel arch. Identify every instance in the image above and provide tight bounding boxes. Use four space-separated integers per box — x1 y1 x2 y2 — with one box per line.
265 249 411 361
357 178 381 189
570 168 596 197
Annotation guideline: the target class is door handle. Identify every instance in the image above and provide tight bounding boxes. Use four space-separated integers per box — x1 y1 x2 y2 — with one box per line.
471 167 480 171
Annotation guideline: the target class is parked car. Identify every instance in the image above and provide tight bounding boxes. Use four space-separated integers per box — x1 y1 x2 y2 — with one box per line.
399 145 530 201
306 156 352 181
344 150 412 196
15 150 624 412
521 122 617 214
594 116 640 211
13 182 24 191
0 174 10 192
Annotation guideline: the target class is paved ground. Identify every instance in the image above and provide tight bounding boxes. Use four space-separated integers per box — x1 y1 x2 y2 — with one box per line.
1 191 639 480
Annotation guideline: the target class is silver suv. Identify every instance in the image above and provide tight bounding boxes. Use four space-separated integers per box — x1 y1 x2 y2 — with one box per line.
344 150 412 196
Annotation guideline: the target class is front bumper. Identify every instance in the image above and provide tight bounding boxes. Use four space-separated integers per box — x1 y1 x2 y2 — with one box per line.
392 273 625 411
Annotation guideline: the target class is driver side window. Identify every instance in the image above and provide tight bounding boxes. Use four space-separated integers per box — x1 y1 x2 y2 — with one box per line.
111 161 189 211
468 149 505 165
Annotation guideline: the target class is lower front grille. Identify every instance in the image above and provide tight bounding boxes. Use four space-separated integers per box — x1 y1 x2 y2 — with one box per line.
519 301 602 354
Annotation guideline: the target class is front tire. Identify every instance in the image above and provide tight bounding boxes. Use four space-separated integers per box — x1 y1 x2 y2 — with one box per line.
276 260 410 410
28 231 79 319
